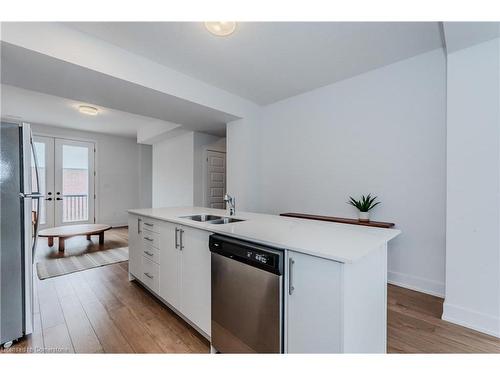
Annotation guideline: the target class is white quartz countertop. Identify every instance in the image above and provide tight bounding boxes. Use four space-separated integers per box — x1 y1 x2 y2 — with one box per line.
128 207 401 264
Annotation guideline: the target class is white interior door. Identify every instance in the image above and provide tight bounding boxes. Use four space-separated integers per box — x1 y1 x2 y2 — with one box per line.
32 136 55 229
205 150 226 209
54 139 95 226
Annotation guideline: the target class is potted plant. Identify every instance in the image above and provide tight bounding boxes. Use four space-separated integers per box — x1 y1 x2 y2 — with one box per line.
348 194 380 222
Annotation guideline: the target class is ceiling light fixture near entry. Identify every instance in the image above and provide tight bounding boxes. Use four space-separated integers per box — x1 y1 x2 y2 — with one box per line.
78 105 99 116
204 22 236 36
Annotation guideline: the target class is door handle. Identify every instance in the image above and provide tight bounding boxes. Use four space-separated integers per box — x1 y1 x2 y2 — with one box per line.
56 197 63 201
144 272 154 279
289 258 295 295
45 197 53 201
144 250 154 256
138 218 142 234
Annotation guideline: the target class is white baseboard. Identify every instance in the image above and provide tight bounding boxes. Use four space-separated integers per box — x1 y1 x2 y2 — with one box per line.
101 222 127 228
389 271 500 337
111 224 128 228
388 270 445 298
443 302 500 338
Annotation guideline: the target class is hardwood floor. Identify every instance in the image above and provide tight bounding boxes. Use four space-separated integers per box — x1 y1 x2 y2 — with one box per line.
2 227 209 354
2 227 500 353
387 285 500 353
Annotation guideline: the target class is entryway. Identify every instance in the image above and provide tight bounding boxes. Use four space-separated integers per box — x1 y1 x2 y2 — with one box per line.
32 136 96 229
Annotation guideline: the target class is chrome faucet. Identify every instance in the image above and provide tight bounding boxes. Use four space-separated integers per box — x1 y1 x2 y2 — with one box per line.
224 193 236 216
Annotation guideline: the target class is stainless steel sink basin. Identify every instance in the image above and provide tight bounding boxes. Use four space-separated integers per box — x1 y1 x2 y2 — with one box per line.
181 214 222 222
209 217 245 225
180 214 245 225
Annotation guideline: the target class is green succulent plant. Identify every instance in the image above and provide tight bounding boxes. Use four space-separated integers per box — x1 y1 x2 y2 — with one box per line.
348 194 380 212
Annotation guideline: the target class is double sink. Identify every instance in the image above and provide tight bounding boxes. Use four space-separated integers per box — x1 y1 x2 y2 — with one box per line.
181 214 244 225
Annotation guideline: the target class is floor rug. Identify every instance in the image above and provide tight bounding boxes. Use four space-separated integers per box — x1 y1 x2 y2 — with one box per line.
36 247 128 280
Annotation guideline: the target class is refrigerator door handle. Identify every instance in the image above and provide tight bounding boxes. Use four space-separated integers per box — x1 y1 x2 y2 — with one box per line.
30 132 41 196
29 129 42 259
31 196 41 259
19 192 44 198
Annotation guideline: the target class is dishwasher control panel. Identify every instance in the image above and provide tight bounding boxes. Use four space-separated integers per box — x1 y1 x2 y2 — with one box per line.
209 234 283 275
247 250 270 265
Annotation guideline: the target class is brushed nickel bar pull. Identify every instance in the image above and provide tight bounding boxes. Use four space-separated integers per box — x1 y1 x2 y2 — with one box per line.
289 258 295 295
179 229 185 250
175 227 179 249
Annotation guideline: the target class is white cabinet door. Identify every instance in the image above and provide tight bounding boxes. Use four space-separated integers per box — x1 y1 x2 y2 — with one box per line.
128 215 142 278
286 251 342 353
159 221 181 310
179 225 211 335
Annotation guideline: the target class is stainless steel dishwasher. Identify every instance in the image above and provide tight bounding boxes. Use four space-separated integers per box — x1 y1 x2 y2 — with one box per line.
209 234 284 353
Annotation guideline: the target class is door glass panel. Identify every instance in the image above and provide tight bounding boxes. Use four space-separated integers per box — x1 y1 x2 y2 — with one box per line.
32 141 46 225
62 145 89 222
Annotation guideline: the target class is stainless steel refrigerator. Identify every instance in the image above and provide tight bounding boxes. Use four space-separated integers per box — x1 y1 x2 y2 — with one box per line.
1 121 42 348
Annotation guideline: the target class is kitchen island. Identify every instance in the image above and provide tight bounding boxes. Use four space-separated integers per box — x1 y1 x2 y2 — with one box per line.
127 207 400 353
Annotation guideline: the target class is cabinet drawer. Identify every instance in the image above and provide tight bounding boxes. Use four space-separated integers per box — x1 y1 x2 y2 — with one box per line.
142 242 159 264
141 218 160 233
141 256 159 293
142 229 160 249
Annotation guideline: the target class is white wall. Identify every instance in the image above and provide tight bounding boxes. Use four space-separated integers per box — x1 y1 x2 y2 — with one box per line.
152 131 194 208
227 49 447 297
444 39 500 337
226 114 262 211
139 144 153 208
152 131 224 208
31 123 152 226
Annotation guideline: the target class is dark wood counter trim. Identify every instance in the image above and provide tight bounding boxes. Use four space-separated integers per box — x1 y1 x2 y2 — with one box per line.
280 212 395 228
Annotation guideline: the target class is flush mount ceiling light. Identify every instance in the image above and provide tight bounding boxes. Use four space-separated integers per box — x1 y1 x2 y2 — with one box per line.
78 105 99 116
204 22 236 36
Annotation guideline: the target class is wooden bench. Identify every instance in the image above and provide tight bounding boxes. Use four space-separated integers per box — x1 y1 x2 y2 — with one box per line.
38 224 112 252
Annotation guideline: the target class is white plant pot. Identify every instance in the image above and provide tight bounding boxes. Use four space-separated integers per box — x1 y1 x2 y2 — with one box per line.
358 211 370 222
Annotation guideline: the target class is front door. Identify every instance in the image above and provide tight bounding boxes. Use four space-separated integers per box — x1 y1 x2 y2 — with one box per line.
32 136 95 228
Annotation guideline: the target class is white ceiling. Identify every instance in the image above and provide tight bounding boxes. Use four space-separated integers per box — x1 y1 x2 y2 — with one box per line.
1 42 238 137
66 22 444 105
1 84 179 138
443 22 500 53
